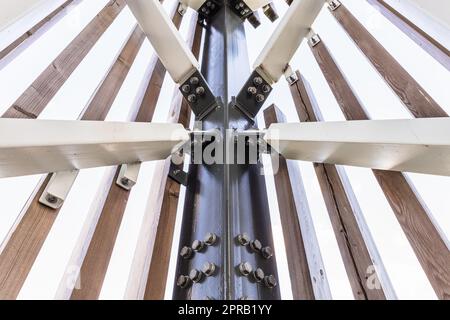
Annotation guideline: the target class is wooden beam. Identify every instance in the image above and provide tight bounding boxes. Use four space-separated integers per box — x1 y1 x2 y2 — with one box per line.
1 0 126 119
0 0 75 61
366 0 450 72
0 23 144 300
309 38 450 299
70 8 185 300
264 104 315 300
289 71 387 300
329 3 447 118
143 20 202 301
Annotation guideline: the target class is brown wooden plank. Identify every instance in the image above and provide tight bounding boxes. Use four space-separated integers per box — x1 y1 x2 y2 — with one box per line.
310 38 450 299
330 3 447 118
144 22 202 301
366 0 450 72
289 71 386 300
0 24 145 300
70 10 186 300
263 104 315 300
0 0 75 61
2 0 126 119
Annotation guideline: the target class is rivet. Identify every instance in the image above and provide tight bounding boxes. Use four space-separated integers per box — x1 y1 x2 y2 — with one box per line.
180 246 193 259
187 94 197 103
236 233 250 246
255 94 265 103
189 269 203 283
196 86 205 96
264 275 277 288
204 232 217 246
190 77 199 85
182 84 191 93
202 262 216 276
238 262 253 276
247 86 257 95
253 268 265 282
192 239 205 252
261 246 273 259
249 239 262 252
177 275 191 288
253 76 263 86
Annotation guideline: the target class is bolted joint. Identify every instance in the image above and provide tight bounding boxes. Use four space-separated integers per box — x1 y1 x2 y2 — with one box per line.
261 246 274 259
246 11 261 28
264 275 278 289
262 3 279 22
238 262 253 276
179 70 217 119
308 33 321 48
235 70 273 119
328 0 341 11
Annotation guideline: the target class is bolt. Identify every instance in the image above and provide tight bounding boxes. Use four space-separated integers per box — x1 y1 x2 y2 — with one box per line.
206 1 211 6
262 84 271 93
205 9 210 15
247 86 257 95
240 10 246 15
261 246 273 259
177 275 191 288
249 239 262 252
204 232 217 246
253 268 265 282
46 194 58 204
238 262 253 276
202 262 216 276
189 269 203 283
264 275 278 288
180 246 193 259
192 239 205 252
181 84 191 93
255 94 265 103
201 7 207 13
189 77 199 85
196 86 205 96
239 2 244 8
187 94 197 103
120 177 130 186
253 76 263 86
210 4 216 10
236 233 250 246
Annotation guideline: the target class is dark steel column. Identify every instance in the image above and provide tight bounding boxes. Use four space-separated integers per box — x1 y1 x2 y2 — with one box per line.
173 4 280 300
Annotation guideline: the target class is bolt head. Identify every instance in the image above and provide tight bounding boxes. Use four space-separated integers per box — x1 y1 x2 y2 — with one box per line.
247 86 257 95
196 86 205 96
202 262 216 276
253 268 265 282
177 275 191 288
264 275 277 288
261 246 273 259
237 233 250 246
45 194 58 204
189 77 199 85
253 76 263 86
120 177 130 186
238 262 253 276
255 94 265 103
187 94 197 103
181 84 191 93
189 269 203 283
262 84 271 93
204 232 217 246
191 239 205 252
206 1 211 7
180 246 193 259
249 239 262 252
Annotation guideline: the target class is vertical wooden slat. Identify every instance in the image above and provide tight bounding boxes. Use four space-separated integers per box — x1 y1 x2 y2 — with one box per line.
2 0 126 119
264 104 315 300
329 3 447 118
0 25 144 300
0 0 75 61
366 0 450 72
70 9 185 300
309 38 450 299
289 71 387 300
143 22 202 300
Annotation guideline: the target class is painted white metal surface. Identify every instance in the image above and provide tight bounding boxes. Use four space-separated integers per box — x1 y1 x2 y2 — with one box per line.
0 119 189 178
126 0 199 84
265 118 450 176
180 0 206 11
39 170 79 209
246 0 272 11
253 0 326 83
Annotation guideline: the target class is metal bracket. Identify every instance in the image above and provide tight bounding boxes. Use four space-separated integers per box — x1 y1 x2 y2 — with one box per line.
284 65 298 85
328 0 341 11
39 170 79 209
229 0 253 19
198 0 221 21
234 69 273 119
178 2 188 15
262 3 279 22
308 32 321 47
246 11 261 28
116 163 141 190
169 165 188 186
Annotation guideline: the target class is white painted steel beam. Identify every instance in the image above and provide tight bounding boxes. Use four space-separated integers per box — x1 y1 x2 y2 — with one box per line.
0 119 189 178
125 0 199 84
264 118 450 176
245 0 272 11
252 0 326 83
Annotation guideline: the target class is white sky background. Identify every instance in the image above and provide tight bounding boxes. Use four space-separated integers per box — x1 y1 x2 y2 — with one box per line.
0 0 449 300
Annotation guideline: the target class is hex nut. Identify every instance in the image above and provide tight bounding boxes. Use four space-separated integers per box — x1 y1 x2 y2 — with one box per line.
238 262 253 276
192 240 205 252
177 275 191 288
264 275 277 289
249 239 262 252
204 232 217 246
237 233 250 246
189 269 203 283
202 262 216 277
261 246 273 259
179 246 193 259
253 268 265 282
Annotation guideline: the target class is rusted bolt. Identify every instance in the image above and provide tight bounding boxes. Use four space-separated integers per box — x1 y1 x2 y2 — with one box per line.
253 76 263 86
255 94 265 103
192 239 205 252
202 262 216 277
187 94 197 103
179 246 193 259
189 269 203 283
249 239 262 252
238 262 253 276
247 86 257 95
181 84 191 93
190 76 199 85
196 86 205 96
253 268 265 282
261 246 273 259
264 275 277 289
236 233 250 246
177 275 191 288
204 232 217 246
46 194 58 204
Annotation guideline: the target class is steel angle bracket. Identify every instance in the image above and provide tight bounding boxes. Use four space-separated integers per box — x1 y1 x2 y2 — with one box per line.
39 170 79 209
116 163 141 190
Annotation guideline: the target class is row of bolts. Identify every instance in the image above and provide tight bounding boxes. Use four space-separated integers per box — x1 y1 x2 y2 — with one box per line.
177 232 277 289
